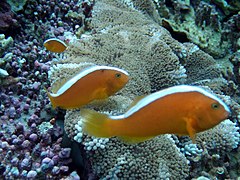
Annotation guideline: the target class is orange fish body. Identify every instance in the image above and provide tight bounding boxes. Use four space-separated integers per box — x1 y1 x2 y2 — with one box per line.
81 85 230 143
43 38 67 53
47 66 129 109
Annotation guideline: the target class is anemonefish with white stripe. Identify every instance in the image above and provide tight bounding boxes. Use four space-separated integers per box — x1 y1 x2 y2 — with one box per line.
47 65 129 109
81 85 230 144
43 38 67 53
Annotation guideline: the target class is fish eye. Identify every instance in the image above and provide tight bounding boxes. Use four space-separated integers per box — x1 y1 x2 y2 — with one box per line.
115 73 121 78
211 103 220 110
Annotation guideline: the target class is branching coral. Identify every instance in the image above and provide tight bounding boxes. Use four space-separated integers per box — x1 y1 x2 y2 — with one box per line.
0 34 13 55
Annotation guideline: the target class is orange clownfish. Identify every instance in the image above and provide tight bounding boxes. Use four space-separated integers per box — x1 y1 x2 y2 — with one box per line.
81 85 230 144
43 38 67 53
47 65 129 109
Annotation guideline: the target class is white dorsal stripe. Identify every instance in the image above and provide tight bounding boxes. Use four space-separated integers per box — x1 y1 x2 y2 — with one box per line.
110 85 230 120
44 38 67 47
50 65 129 97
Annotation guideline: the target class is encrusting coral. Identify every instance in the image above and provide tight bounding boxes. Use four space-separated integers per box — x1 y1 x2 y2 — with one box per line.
47 0 240 179
149 0 240 58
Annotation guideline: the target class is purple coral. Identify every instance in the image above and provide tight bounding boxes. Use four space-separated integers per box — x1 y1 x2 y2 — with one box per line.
0 117 73 179
0 1 18 33
0 0 87 178
27 170 37 178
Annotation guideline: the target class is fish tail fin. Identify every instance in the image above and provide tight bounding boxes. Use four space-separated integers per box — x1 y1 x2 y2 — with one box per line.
81 109 113 138
44 87 57 109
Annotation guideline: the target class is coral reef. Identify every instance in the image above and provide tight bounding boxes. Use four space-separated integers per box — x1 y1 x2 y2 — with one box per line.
151 0 240 58
0 0 17 34
210 0 240 15
182 42 221 83
197 120 240 153
222 13 240 55
0 68 8 77
0 71 76 178
0 34 13 55
46 0 240 179
6 0 27 12
0 120 72 179
0 0 85 179
229 52 240 93
0 0 239 179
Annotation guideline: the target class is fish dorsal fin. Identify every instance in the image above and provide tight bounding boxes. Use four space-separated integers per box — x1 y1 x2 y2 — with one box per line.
119 136 154 144
127 95 146 110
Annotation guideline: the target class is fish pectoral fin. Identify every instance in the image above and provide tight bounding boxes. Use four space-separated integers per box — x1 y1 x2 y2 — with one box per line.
92 88 108 99
184 118 197 143
119 136 154 144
